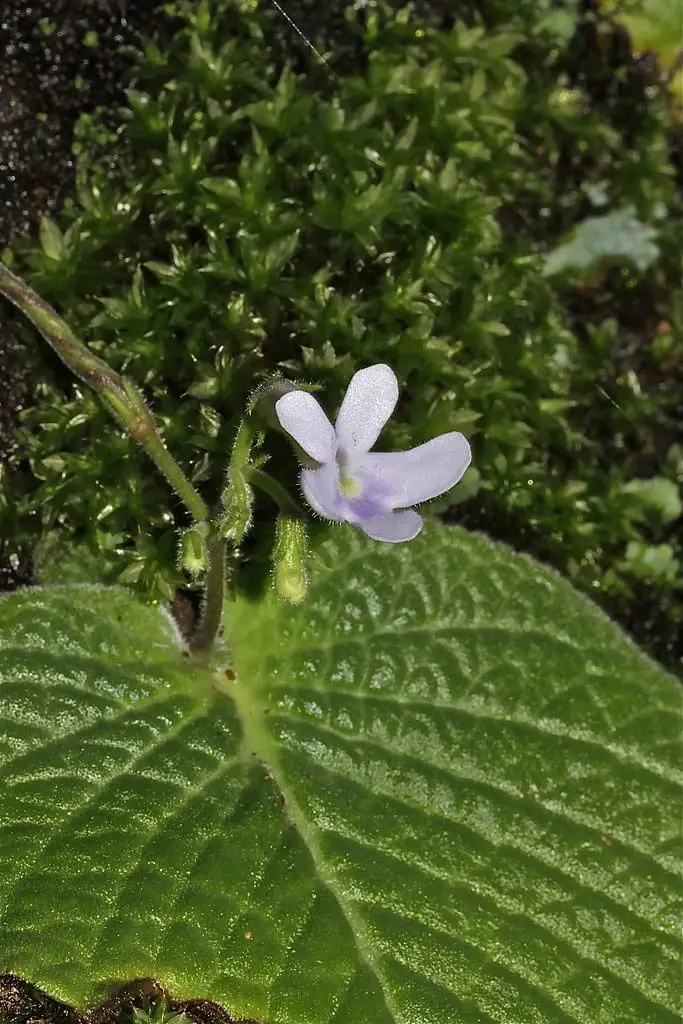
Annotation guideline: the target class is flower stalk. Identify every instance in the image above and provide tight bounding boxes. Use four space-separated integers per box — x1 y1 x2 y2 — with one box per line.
0 261 125 393
0 261 226 653
189 528 227 656
0 261 208 523
248 468 302 517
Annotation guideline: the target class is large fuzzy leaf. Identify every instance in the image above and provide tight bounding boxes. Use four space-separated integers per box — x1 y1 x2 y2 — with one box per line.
0 525 680 1022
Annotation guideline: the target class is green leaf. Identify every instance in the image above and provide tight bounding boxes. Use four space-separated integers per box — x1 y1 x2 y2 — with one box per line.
263 231 300 277
33 534 113 586
38 217 64 262
602 0 683 68
200 177 242 203
0 525 681 1022
622 540 681 584
622 477 683 525
543 207 660 278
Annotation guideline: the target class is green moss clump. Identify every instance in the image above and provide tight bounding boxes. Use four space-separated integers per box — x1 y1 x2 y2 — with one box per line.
2 0 681 669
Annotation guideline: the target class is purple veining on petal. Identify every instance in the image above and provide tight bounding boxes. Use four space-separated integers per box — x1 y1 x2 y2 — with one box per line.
345 467 394 519
347 492 388 520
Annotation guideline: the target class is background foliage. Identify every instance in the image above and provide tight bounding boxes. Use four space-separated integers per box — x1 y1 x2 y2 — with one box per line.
0 0 681 671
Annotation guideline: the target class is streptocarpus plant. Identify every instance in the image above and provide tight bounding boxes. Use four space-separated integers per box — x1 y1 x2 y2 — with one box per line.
0 264 470 644
0 261 680 1024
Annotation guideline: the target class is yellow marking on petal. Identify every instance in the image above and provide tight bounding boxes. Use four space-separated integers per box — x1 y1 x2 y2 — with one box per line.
339 472 362 498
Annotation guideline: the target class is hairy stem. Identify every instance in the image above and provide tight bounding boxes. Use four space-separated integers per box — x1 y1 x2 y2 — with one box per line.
249 467 302 518
190 528 228 656
2 261 228 654
0 261 208 524
0 261 124 393
136 424 208 525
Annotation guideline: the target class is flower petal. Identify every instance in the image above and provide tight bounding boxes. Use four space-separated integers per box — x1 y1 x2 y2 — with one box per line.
300 463 345 521
335 364 399 454
359 509 423 543
363 431 471 508
276 391 336 464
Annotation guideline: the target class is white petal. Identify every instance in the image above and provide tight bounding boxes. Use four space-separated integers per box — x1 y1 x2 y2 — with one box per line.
359 509 423 543
335 364 399 454
363 431 471 508
301 464 345 521
276 391 336 464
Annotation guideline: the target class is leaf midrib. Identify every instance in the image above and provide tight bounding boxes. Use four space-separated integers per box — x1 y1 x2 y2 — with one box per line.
225 597 681 1022
226 656 402 1023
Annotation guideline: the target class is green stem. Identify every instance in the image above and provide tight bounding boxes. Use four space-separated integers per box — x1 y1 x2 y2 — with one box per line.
248 468 302 518
0 261 124 393
0 261 207 524
1 260 227 654
190 528 227 656
137 425 208 524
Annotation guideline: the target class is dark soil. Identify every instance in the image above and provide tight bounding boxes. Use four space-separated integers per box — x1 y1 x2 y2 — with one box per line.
0 0 172 250
0 0 680 671
0 325 32 589
0 974 256 1024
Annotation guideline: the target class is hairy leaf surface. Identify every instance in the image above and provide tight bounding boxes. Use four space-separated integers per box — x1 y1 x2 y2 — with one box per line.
0 526 680 1022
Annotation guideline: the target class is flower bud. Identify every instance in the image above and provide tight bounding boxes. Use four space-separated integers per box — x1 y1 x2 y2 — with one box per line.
272 516 308 604
218 416 256 543
219 470 253 543
179 521 210 578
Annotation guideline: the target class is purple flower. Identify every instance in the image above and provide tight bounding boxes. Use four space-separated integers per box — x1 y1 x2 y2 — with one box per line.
275 364 471 543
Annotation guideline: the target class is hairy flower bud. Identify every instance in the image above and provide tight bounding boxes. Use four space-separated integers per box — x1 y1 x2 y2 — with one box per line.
179 521 210 578
272 516 308 604
218 417 256 544
219 470 253 543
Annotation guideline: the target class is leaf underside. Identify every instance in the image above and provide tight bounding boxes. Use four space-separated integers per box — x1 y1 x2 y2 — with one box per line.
0 525 680 1023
